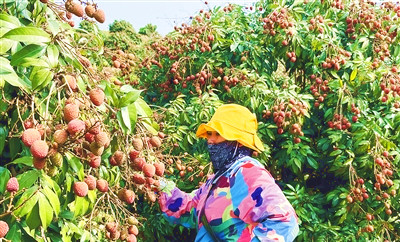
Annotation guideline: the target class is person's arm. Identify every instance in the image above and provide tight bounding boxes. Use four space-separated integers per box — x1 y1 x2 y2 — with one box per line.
230 161 299 241
158 183 204 229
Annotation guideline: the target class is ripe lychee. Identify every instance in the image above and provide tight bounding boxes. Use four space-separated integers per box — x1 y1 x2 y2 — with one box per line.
118 189 135 204
109 151 125 166
65 0 84 17
88 154 101 168
126 234 137 242
64 103 79 122
149 136 162 148
132 138 143 151
21 128 42 147
132 173 146 184
105 221 118 234
154 162 165 176
93 9 105 23
53 129 68 144
96 179 108 192
95 131 109 147
73 181 88 197
6 177 19 192
67 119 86 135
64 75 77 91
85 133 95 143
84 175 97 190
131 157 145 171
85 4 96 17
0 220 9 238
143 163 155 177
30 140 49 159
89 88 105 106
33 157 47 169
128 225 139 235
129 149 140 161
86 119 101 135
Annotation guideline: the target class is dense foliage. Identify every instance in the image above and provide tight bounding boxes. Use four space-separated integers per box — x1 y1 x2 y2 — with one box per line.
0 0 399 241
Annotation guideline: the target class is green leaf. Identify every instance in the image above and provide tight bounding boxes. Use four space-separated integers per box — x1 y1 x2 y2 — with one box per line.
0 13 21 29
73 196 89 217
30 66 54 91
350 69 357 81
121 106 132 133
17 169 40 189
306 157 318 169
38 192 53 229
26 203 41 229
66 154 84 180
0 126 6 155
42 186 60 217
46 44 59 68
0 27 15 53
14 186 39 217
118 90 142 107
0 57 30 91
127 103 137 131
10 44 46 66
5 222 21 241
3 26 51 44
0 167 11 194
104 83 119 106
116 110 130 134
9 156 33 166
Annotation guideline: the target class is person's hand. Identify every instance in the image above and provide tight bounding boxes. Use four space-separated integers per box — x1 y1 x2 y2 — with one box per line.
159 178 176 196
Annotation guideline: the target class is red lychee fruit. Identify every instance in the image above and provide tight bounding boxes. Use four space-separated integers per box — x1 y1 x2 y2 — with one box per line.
118 189 135 204
89 88 105 106
64 103 79 122
23 119 34 129
128 225 139 235
73 181 88 197
6 177 19 192
105 221 117 233
126 234 137 242
132 138 143 151
30 140 49 159
85 133 95 143
67 119 86 135
95 131 109 147
90 142 104 156
132 173 146 184
109 151 126 166
85 4 96 17
64 75 77 91
53 129 68 144
84 175 97 190
65 0 84 17
93 9 105 23
96 179 108 192
149 136 162 148
33 157 47 169
129 150 140 161
0 220 9 238
131 157 145 171
88 154 101 168
86 119 101 135
154 162 165 176
21 128 42 147
143 163 155 177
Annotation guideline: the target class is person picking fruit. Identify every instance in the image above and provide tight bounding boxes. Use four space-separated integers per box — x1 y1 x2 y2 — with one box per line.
158 104 299 241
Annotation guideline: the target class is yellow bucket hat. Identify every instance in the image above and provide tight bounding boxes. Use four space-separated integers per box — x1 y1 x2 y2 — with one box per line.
196 104 264 152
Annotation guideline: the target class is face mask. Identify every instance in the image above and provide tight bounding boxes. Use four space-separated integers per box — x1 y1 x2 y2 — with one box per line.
207 141 238 173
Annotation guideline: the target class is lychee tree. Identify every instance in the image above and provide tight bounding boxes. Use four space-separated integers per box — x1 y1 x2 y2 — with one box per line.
135 0 400 240
0 0 176 241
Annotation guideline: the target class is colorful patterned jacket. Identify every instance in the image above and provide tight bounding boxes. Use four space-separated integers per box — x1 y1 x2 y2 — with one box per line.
158 156 299 241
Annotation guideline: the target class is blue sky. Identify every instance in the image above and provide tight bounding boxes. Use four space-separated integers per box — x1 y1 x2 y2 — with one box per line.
91 0 257 35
